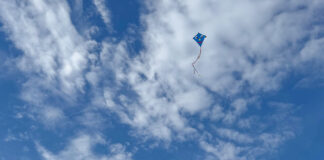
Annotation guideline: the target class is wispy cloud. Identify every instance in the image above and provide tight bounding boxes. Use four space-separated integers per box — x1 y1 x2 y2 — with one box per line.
95 0 321 158
1 0 323 159
0 0 90 96
36 133 132 160
200 140 245 160
93 0 113 30
215 128 254 144
0 0 95 126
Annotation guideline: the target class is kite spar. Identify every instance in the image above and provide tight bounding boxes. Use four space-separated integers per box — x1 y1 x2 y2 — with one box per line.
192 32 207 74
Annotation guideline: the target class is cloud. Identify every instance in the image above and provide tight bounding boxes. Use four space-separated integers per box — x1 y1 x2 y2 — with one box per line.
197 101 298 160
107 144 133 160
200 130 295 160
36 133 132 160
4 132 29 142
0 0 95 126
0 0 96 96
40 106 65 126
200 140 245 160
95 0 320 158
215 128 253 144
1 0 323 159
93 0 112 30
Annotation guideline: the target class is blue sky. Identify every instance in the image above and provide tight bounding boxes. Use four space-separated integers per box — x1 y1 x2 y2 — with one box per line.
1 0 324 160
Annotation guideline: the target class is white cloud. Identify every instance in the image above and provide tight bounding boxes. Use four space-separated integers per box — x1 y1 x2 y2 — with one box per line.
200 140 245 160
223 98 249 124
259 132 294 150
299 37 324 63
96 0 321 158
77 111 106 129
0 0 97 127
0 0 91 98
1 0 323 159
40 106 65 126
216 128 253 144
93 0 112 30
107 144 133 160
36 133 132 160
4 130 30 142
200 128 295 160
209 105 225 121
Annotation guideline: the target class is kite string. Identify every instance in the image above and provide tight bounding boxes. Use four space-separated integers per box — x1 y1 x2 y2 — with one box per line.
192 47 201 74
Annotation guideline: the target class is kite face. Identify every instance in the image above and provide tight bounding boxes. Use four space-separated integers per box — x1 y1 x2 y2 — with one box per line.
193 32 206 47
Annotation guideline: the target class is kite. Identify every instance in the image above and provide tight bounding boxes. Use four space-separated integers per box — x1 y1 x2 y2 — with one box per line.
192 32 206 74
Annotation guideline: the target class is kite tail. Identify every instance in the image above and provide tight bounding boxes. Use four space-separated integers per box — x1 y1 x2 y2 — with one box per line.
192 47 202 74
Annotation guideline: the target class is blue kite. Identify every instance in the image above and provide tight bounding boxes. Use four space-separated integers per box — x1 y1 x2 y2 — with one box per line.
192 32 207 74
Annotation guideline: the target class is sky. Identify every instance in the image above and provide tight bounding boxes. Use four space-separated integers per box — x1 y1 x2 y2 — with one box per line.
0 0 324 159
